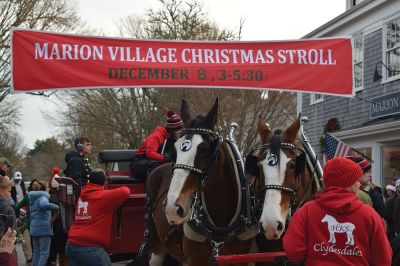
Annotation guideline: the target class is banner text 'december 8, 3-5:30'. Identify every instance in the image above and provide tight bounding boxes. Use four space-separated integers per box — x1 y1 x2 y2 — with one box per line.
11 28 353 95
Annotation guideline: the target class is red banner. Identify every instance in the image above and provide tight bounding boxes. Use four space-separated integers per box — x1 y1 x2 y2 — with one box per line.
11 28 353 95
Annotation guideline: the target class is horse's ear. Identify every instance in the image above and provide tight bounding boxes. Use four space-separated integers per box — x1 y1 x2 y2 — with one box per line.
257 116 272 144
204 98 218 129
180 100 192 126
283 117 301 143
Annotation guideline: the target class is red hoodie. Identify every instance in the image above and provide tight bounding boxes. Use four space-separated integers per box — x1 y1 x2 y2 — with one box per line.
283 187 392 266
68 183 130 248
136 126 169 162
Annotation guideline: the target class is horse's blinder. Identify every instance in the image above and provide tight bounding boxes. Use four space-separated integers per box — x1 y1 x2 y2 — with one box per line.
245 153 260 178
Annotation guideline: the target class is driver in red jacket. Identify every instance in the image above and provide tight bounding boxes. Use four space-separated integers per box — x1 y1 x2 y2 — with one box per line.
283 157 391 266
65 169 130 266
131 110 183 180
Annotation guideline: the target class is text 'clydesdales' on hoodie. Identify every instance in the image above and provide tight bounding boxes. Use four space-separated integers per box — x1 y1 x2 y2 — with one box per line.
67 183 130 248
283 186 392 266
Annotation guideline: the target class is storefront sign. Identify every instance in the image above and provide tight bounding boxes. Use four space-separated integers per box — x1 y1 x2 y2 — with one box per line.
371 91 400 118
11 28 353 95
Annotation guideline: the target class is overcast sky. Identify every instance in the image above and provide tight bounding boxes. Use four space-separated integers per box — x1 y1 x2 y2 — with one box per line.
11 0 346 149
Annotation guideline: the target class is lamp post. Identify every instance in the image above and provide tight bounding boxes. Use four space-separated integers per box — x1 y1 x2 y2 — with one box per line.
373 61 400 82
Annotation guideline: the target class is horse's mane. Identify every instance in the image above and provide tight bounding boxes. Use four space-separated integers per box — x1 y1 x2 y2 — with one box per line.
269 129 283 167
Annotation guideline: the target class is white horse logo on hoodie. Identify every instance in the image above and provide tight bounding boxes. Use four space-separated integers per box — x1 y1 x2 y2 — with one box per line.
77 199 89 216
321 214 355 246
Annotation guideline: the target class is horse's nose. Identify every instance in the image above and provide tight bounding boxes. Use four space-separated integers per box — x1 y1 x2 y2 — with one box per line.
261 219 285 240
175 204 184 218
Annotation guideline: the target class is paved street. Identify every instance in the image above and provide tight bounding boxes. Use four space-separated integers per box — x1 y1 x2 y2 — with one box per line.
16 243 132 266
16 243 26 266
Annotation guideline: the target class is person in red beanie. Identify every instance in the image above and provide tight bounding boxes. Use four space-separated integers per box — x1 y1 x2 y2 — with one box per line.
131 110 183 180
283 157 392 266
347 156 385 217
65 169 129 266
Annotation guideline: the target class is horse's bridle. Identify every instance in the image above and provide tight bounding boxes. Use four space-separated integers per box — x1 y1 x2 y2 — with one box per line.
171 127 252 259
172 128 223 189
253 142 306 214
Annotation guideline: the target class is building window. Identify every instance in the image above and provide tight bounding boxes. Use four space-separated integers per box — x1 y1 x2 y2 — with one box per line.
310 94 323 104
348 0 365 8
385 18 400 79
382 146 400 187
353 33 363 90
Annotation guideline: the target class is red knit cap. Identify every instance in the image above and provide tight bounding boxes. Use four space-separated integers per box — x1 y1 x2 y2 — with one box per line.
52 166 60 175
323 157 363 188
165 110 183 133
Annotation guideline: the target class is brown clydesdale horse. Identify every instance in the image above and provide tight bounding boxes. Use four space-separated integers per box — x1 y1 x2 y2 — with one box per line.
146 98 255 266
245 116 320 265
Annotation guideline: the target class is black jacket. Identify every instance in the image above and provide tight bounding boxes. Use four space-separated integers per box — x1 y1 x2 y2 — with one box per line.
11 182 26 205
64 151 91 186
364 186 385 217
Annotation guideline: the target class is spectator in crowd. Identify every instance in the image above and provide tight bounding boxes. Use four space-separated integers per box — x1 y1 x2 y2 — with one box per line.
385 184 397 199
64 137 92 187
283 157 392 265
396 179 400 194
356 186 373 206
10 171 27 252
0 176 16 230
0 157 12 177
47 170 68 266
11 171 26 205
347 156 385 217
0 228 17 266
66 169 130 266
16 179 40 265
0 159 15 209
29 181 59 266
131 110 183 180
49 167 61 190
384 184 397 241
391 180 400 253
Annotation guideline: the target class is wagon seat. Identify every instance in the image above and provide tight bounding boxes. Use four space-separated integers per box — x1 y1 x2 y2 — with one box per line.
98 149 143 184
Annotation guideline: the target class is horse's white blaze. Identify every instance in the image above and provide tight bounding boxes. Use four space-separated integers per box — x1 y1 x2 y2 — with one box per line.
165 135 203 224
259 151 290 238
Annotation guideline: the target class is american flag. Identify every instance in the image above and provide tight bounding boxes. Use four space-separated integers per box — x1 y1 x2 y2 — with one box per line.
323 133 354 163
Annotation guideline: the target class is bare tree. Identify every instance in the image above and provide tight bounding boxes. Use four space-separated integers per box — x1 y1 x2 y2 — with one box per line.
51 0 296 154
0 98 20 131
0 0 80 102
50 88 165 150
22 137 68 180
0 129 26 171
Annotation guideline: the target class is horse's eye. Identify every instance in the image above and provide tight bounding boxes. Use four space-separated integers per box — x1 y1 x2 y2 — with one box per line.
288 161 296 170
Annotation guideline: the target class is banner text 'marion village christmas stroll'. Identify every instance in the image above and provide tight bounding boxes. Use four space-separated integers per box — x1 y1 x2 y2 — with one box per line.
11 28 353 95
